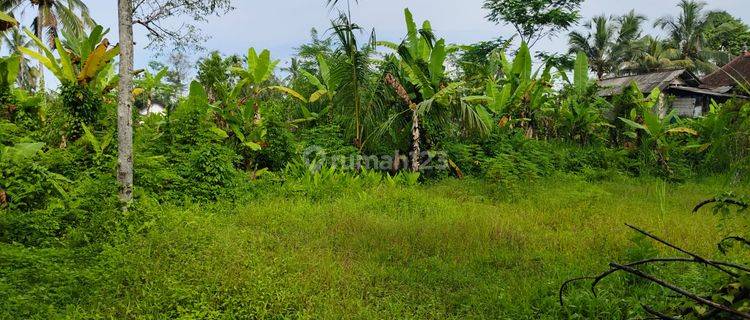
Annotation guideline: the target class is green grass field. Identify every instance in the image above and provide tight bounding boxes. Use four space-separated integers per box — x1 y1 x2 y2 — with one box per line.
2 175 749 319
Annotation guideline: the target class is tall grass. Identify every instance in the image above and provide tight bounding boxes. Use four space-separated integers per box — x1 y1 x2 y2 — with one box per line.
2 175 748 318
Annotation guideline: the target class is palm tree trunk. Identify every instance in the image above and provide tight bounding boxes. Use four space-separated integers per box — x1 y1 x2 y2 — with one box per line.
117 0 134 205
410 106 420 172
36 7 45 92
328 100 334 124
17 57 26 90
253 100 261 124
353 62 361 149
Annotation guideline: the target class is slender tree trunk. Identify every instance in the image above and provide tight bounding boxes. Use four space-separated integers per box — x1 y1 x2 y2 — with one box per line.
18 57 26 90
353 61 361 149
36 8 45 92
117 0 134 204
410 106 420 172
328 99 334 124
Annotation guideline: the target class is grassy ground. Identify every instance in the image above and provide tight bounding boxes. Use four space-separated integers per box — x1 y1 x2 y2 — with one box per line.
3 175 750 319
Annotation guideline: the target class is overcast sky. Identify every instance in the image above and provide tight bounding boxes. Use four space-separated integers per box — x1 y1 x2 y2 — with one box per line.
14 0 750 82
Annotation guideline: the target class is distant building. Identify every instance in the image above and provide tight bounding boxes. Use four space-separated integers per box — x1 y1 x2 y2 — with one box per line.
701 50 750 95
597 69 747 118
139 103 166 116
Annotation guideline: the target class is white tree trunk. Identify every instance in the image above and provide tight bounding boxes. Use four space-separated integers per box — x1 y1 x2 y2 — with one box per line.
36 8 44 92
117 0 134 204
410 106 420 172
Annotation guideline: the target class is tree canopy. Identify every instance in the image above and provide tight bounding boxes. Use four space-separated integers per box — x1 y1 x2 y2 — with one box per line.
483 0 584 48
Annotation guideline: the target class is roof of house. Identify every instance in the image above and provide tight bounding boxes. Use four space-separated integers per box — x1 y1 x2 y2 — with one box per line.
597 69 700 97
702 52 750 88
669 85 748 99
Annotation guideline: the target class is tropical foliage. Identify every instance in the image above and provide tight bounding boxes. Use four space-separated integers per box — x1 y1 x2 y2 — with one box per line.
569 0 749 78
1 1 750 319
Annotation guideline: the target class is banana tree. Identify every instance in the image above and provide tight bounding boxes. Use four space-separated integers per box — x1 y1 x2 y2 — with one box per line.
300 53 337 123
553 52 612 144
230 47 305 124
20 26 119 93
483 42 553 137
619 94 698 173
381 8 490 171
0 54 18 90
208 48 305 168
20 25 119 141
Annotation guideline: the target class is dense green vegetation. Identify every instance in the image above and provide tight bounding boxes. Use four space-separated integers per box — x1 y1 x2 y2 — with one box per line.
1 0 750 318
2 176 748 318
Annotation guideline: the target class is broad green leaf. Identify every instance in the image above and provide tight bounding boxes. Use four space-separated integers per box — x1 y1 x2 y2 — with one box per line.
433 82 462 105
268 86 307 102
512 42 532 80
309 89 328 103
574 51 589 93
229 124 246 143
210 127 229 139
0 55 20 86
316 54 330 85
300 105 313 119
300 69 324 89
23 28 58 69
55 38 76 82
462 95 493 105
81 123 101 155
643 111 661 135
404 9 418 56
247 48 258 75
647 88 661 104
0 11 18 27
376 40 400 51
618 117 647 131
429 39 446 87
667 127 698 136
254 49 272 83
19 47 60 78
3 142 45 162
187 81 209 107
244 141 262 151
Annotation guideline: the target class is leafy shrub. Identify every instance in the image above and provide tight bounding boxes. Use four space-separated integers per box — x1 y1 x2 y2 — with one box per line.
0 142 70 212
296 124 358 160
254 110 295 171
167 93 214 149
59 83 103 140
444 142 488 176
181 143 243 203
692 100 750 181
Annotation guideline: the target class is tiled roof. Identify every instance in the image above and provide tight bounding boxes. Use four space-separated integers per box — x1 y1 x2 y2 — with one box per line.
702 52 750 88
597 69 694 96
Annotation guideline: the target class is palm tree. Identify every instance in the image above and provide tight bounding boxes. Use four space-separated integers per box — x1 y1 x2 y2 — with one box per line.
330 12 374 150
300 54 337 123
654 0 716 73
612 10 647 72
2 28 36 89
621 36 694 74
0 0 94 89
569 15 617 80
